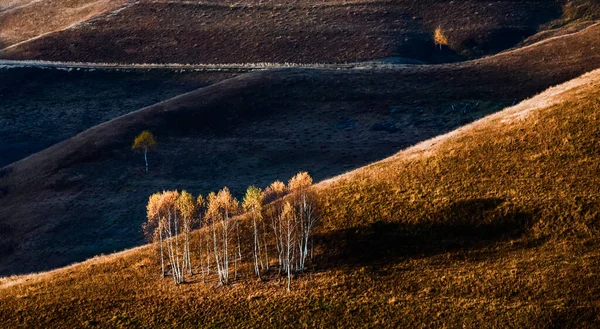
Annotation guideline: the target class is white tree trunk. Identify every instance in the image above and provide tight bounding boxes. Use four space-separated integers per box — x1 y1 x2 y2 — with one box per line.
144 148 149 173
159 224 165 277
262 219 269 270
253 214 261 277
199 232 205 282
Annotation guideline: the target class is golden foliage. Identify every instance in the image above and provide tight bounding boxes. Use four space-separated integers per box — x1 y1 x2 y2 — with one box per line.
264 180 287 203
176 190 196 221
196 195 205 209
143 192 163 241
288 172 313 191
282 201 294 223
132 130 156 151
434 26 449 49
243 186 264 214
207 187 239 220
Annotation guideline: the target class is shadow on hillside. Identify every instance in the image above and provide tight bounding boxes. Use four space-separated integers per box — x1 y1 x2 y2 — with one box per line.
315 198 536 268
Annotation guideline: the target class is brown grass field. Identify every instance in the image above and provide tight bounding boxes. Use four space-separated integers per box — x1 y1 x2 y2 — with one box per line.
1 66 599 328
0 0 564 63
1 20 600 276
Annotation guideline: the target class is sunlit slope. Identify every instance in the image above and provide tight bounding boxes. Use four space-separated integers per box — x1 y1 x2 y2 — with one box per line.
0 0 126 50
2 68 600 328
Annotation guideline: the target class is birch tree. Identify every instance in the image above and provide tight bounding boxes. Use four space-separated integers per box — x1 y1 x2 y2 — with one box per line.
207 188 239 285
196 194 207 282
205 192 218 279
264 180 287 203
132 130 156 173
265 181 287 271
145 190 186 283
281 201 295 292
161 190 185 284
243 186 265 278
288 172 318 273
176 190 196 276
145 192 166 277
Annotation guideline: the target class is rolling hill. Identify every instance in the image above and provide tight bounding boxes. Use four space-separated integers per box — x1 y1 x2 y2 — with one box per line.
0 67 235 167
0 0 126 50
0 0 563 63
1 20 600 276
1 65 599 328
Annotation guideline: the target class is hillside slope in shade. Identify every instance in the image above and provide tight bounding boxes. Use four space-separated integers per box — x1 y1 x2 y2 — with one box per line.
0 0 561 63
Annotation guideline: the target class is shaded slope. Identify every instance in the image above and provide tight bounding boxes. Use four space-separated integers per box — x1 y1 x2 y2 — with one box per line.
0 67 234 167
1 22 600 275
2 67 600 328
0 0 561 63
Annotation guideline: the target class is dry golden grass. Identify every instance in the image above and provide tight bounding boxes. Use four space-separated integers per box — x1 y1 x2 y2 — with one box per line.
2 67 600 327
0 0 126 49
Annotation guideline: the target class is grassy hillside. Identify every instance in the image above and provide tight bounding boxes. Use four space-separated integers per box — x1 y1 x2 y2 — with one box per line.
1 21 599 276
0 0 126 50
0 0 561 63
1 67 599 328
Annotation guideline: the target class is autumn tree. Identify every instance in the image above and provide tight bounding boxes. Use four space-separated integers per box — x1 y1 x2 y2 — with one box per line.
196 194 208 282
144 190 186 284
176 190 196 275
206 187 240 285
264 180 287 203
281 201 295 292
132 130 156 173
288 172 318 273
145 192 166 277
243 186 265 278
265 181 288 272
434 26 448 50
161 190 185 284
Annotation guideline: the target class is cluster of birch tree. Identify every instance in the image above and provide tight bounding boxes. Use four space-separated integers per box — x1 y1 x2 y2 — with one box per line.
143 172 318 290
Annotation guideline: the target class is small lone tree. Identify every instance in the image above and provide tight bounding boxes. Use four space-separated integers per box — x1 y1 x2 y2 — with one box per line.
434 26 448 50
132 130 156 173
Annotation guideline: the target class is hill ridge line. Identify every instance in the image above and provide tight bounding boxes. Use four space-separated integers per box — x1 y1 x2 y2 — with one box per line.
317 67 600 187
0 245 148 288
0 59 411 71
0 0 132 52
2 22 598 71
470 22 600 63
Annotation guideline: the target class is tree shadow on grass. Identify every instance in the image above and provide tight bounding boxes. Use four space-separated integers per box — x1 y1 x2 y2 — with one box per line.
315 198 537 269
